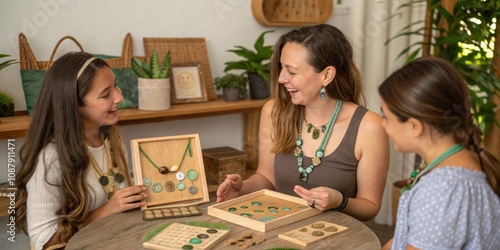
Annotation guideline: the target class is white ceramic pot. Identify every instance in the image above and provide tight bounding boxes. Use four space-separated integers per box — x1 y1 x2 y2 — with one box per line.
138 78 171 110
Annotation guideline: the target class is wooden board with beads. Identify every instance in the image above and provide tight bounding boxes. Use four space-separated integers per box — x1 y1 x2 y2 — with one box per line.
278 220 348 246
142 222 231 250
131 134 210 213
207 189 321 232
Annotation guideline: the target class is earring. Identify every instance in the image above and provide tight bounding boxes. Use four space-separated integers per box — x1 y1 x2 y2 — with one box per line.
320 86 326 100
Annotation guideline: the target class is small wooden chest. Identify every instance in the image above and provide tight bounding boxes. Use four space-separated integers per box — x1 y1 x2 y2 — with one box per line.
202 147 247 191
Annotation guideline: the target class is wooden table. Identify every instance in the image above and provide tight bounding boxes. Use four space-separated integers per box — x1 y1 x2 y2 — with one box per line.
66 198 380 249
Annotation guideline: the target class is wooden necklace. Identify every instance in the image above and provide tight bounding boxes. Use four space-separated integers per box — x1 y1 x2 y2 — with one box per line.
89 141 125 199
401 144 464 194
295 100 342 183
139 138 192 174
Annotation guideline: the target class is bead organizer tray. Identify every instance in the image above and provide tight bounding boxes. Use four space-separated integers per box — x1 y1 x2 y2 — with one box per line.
207 189 321 232
142 222 231 250
278 220 348 246
131 134 210 214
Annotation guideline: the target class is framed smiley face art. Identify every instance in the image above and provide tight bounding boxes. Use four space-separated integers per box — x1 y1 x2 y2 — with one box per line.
131 134 210 219
170 63 209 104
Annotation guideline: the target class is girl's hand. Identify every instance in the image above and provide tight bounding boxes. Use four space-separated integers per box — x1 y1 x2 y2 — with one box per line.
216 174 243 203
106 185 147 213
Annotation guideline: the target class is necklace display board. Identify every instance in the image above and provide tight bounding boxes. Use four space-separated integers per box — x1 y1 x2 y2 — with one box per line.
207 189 321 232
131 134 210 219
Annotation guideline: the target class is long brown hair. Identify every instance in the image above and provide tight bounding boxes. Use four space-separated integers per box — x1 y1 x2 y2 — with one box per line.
379 57 500 195
270 24 364 152
16 52 132 242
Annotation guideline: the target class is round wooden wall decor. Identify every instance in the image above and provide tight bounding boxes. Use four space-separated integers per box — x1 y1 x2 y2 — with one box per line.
251 0 333 27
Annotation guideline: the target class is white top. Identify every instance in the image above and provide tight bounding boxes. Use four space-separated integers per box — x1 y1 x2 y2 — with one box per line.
26 141 125 250
392 167 500 250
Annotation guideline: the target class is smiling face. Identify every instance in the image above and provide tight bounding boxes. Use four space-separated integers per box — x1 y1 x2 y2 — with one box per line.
278 42 326 106
79 67 123 131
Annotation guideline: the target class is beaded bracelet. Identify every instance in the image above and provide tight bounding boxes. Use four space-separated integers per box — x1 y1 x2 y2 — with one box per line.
333 191 348 211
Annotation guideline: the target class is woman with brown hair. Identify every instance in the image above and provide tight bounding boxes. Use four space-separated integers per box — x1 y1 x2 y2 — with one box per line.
15 51 146 249
217 24 390 221
379 57 500 249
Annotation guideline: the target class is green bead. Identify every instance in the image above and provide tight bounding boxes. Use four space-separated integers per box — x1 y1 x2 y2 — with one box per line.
410 170 417 178
299 172 308 182
312 127 320 139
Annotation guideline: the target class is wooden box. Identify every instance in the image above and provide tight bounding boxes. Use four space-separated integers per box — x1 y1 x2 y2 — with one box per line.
208 189 321 232
130 134 210 211
202 147 247 191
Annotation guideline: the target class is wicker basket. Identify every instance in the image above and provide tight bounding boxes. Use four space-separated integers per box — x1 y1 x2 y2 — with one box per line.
19 33 137 70
143 37 216 101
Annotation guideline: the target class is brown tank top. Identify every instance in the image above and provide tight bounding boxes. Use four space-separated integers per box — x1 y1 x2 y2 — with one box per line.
274 106 368 198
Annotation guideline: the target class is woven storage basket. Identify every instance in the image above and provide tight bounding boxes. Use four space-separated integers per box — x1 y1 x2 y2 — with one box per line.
143 37 216 101
19 33 136 70
19 33 84 70
18 33 141 114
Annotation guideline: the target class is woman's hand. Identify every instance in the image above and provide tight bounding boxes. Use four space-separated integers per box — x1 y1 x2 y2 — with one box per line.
294 185 343 211
216 174 243 203
106 185 147 214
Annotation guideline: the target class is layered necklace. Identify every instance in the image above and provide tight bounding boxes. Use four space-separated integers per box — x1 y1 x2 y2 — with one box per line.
401 144 463 194
89 141 125 199
139 138 192 175
295 100 342 183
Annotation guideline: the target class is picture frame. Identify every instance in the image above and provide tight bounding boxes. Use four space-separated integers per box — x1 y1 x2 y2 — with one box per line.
170 63 208 104
130 134 210 211
142 37 217 100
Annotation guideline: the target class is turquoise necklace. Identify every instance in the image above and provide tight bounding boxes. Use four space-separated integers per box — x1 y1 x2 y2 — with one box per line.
295 100 342 183
401 144 464 194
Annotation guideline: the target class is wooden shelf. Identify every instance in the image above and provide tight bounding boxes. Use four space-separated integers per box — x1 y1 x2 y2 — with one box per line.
0 97 267 140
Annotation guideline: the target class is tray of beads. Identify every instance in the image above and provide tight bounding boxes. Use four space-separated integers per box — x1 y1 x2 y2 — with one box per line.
142 221 231 250
207 189 321 232
278 220 348 246
131 134 210 213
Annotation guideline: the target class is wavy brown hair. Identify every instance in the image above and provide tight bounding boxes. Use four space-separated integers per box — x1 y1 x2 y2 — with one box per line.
270 24 364 152
379 57 500 196
15 52 132 242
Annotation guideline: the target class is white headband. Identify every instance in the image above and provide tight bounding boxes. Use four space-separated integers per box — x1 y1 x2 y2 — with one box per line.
77 57 96 79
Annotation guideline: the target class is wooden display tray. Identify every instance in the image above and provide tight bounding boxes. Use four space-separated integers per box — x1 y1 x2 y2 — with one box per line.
278 220 348 246
131 134 210 212
252 0 333 27
207 189 321 232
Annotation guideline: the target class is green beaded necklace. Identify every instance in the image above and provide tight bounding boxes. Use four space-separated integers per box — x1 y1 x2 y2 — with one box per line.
139 138 192 174
295 100 342 183
401 144 464 194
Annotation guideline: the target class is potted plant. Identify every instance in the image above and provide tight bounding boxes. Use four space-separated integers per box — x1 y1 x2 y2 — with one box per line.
0 54 18 119
131 49 172 110
224 30 274 100
214 73 248 102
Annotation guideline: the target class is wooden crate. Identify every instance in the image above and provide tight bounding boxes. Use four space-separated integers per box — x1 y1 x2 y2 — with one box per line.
202 147 247 192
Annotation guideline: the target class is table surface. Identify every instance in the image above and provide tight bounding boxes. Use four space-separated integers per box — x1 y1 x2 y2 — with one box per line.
66 197 381 250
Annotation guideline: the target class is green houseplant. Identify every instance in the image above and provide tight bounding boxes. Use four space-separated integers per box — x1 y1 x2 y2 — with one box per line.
0 54 18 118
214 73 248 102
224 30 274 99
131 49 172 110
